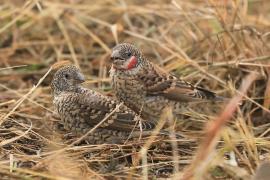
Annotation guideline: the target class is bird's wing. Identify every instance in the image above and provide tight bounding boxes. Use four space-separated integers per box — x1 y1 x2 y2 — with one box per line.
59 91 156 132
139 64 221 102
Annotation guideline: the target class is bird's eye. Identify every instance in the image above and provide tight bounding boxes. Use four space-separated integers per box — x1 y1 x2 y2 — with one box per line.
126 52 132 57
64 74 70 79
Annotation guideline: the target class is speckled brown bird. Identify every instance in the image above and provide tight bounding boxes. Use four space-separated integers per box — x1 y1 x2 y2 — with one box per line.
110 43 224 122
51 65 158 144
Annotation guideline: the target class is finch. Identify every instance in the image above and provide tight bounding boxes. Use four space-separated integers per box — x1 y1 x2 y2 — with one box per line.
51 65 158 144
110 43 224 122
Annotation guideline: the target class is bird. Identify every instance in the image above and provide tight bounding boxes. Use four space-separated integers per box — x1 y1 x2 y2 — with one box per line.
51 65 159 144
110 43 224 123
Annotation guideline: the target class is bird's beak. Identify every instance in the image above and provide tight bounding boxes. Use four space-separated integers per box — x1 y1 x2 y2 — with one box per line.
110 50 121 62
76 72 85 83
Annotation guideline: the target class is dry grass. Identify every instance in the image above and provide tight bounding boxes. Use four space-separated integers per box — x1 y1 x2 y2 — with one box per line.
0 0 270 179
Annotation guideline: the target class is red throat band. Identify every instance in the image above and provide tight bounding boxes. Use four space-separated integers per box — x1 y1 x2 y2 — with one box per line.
127 56 137 70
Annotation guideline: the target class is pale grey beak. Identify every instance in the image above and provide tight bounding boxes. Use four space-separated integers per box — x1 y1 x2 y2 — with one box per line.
76 72 85 83
111 50 122 61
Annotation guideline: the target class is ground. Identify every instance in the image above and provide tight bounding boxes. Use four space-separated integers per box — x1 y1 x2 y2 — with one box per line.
0 0 270 179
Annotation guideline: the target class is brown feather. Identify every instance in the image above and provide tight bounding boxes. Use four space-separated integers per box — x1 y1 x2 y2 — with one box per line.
56 90 155 132
140 62 219 102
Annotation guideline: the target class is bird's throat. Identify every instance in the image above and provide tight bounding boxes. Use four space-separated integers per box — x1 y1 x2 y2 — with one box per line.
126 56 137 70
112 56 138 71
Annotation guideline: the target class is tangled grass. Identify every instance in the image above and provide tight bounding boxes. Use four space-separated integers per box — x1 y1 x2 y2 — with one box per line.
0 0 270 179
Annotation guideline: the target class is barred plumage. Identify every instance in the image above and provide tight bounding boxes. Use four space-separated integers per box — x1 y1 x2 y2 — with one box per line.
110 43 224 122
51 65 157 144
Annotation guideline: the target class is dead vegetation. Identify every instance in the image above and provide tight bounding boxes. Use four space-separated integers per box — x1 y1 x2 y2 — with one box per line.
0 0 270 179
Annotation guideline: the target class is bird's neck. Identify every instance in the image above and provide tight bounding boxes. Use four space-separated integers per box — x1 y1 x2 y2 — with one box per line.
52 85 84 97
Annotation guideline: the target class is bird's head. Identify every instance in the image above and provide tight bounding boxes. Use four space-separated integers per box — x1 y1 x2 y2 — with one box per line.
51 65 85 95
111 43 144 72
